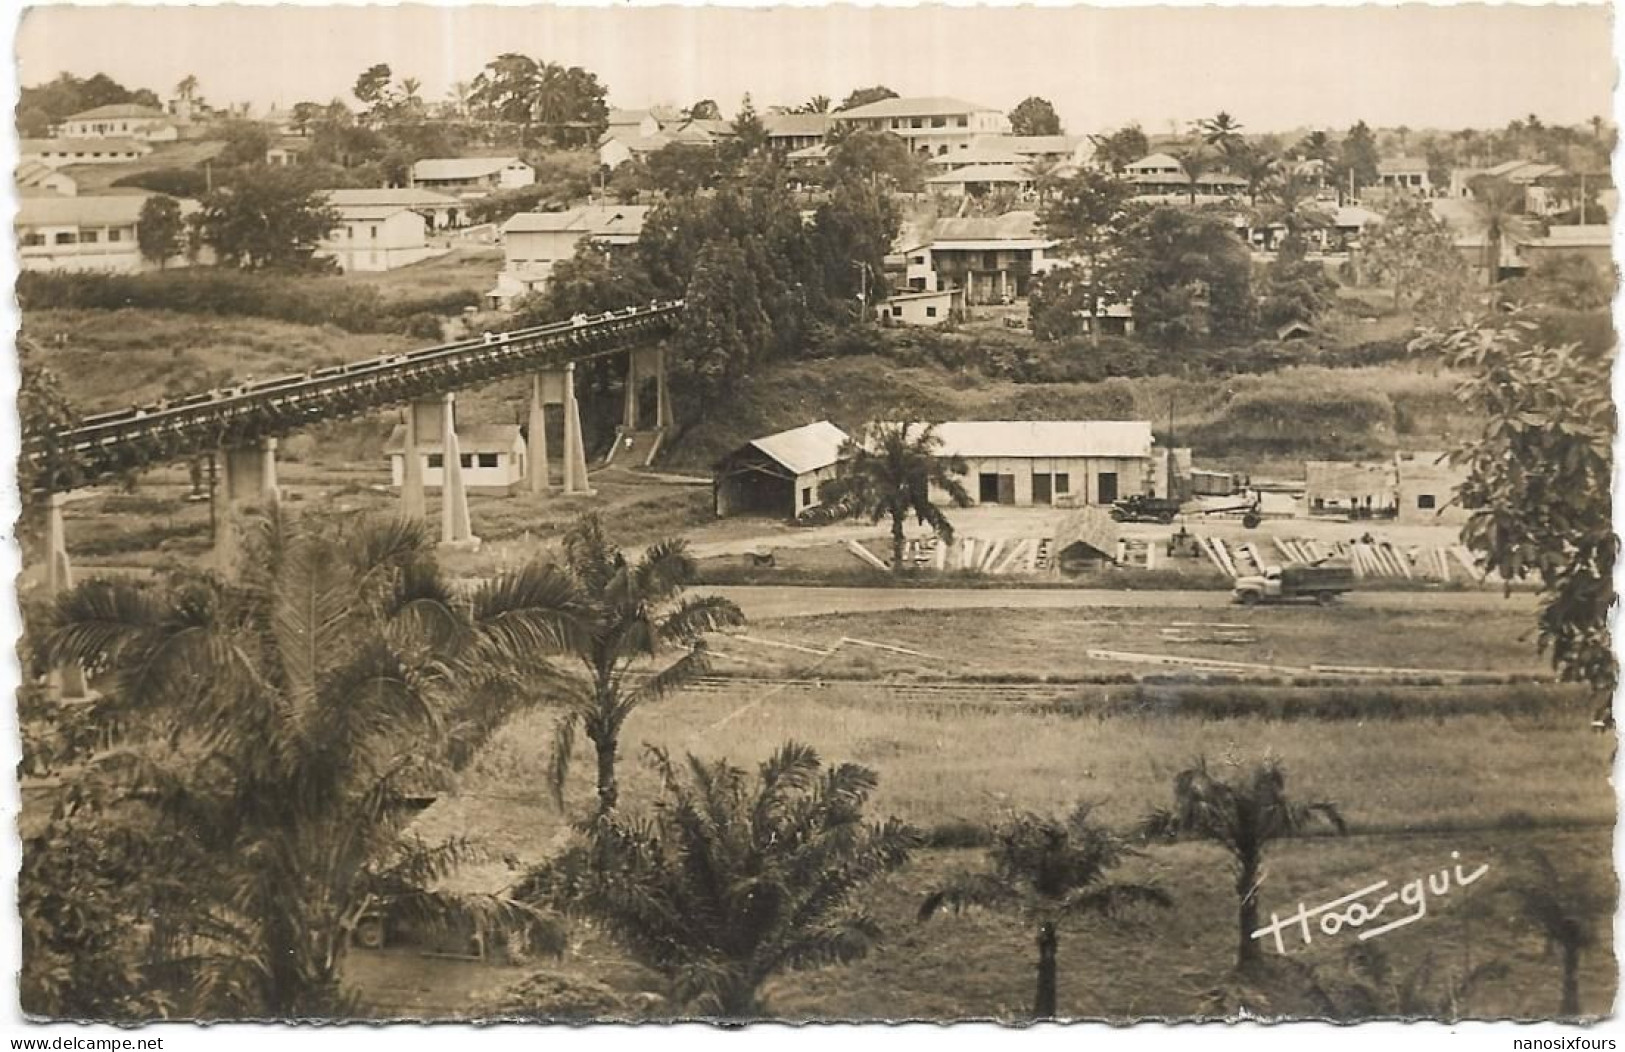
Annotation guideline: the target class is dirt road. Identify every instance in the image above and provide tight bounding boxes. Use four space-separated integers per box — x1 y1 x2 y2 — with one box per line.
704 585 1539 621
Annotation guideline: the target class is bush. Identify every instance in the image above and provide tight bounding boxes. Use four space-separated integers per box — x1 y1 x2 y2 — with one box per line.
16 271 479 336
110 167 208 198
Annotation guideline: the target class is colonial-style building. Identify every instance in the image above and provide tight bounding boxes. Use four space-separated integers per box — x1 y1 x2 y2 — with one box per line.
830 96 1009 156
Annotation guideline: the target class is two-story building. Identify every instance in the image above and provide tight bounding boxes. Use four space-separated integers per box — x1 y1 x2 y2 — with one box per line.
58 103 179 142
409 156 535 198
323 187 466 230
316 205 441 272
1376 157 1432 194
16 192 200 273
763 113 831 155
488 204 652 308
973 134 1092 167
904 211 1059 305
830 96 1009 156
1123 152 1247 200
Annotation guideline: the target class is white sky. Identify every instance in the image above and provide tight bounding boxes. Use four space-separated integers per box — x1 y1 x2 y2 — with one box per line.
13 3 1617 135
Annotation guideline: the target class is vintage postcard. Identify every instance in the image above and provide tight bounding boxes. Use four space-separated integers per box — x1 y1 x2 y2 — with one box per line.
10 1 1618 1031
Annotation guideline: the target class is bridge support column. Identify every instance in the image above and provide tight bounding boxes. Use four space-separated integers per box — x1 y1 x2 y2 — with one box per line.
622 352 640 432
400 400 437 520
655 345 673 430
527 374 551 495
562 362 591 495
45 493 88 700
438 393 479 550
215 437 281 572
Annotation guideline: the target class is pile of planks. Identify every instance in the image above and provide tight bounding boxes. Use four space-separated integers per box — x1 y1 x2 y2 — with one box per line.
1196 533 1480 582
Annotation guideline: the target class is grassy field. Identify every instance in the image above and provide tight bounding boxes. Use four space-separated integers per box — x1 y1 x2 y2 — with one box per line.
339 244 505 303
380 677 1613 1020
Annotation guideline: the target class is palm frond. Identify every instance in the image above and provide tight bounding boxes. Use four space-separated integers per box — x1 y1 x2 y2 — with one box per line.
918 872 1022 920
658 594 746 646
1063 881 1174 918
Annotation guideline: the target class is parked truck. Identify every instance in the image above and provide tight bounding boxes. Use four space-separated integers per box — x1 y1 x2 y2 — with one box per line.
1231 561 1356 606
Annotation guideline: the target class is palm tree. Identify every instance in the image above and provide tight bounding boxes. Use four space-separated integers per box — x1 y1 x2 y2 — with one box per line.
920 805 1172 1019
1177 148 1213 206
1297 130 1335 165
1200 111 1246 158
1232 145 1280 207
822 420 972 575
1502 848 1607 1017
1142 757 1346 971
35 511 582 1016
1466 175 1533 289
524 741 918 1017
543 513 744 815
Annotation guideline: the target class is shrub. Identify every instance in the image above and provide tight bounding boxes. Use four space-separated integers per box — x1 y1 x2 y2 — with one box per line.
111 167 209 198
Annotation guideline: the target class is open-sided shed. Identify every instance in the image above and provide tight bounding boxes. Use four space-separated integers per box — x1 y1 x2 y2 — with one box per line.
1053 506 1121 574
713 421 850 520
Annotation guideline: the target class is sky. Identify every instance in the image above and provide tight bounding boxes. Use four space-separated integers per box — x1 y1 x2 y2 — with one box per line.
12 3 1619 136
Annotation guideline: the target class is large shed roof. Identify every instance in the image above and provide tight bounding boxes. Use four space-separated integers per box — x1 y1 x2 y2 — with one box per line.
734 421 850 476
931 421 1153 459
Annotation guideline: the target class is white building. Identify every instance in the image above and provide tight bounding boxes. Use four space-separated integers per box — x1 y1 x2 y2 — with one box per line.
323 187 466 230
386 423 527 494
16 193 201 273
58 103 179 142
317 205 440 272
16 160 78 196
410 156 535 198
881 288 958 327
927 421 1159 507
488 204 652 308
713 421 851 519
830 96 1009 156
20 137 153 168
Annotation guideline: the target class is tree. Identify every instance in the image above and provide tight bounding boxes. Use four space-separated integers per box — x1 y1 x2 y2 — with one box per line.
517 241 657 324
1114 205 1256 347
684 98 722 121
1038 168 1134 345
1361 195 1471 317
1499 849 1607 1017
1089 124 1150 172
1466 175 1534 289
352 62 398 122
920 805 1172 1019
135 194 184 270
1142 758 1346 969
1410 312 1616 701
1009 96 1062 137
827 128 925 192
1199 111 1246 158
728 94 769 160
1504 253 1615 311
174 74 200 102
1256 232 1335 330
1336 120 1380 196
33 512 585 1015
193 167 339 271
214 119 273 168
793 94 831 114
1295 129 1335 165
1230 143 1280 206
1176 148 1212 206
525 742 917 1016
645 142 724 197
810 178 901 313
822 421 971 574
18 338 81 502
541 514 744 815
469 53 609 146
837 85 898 112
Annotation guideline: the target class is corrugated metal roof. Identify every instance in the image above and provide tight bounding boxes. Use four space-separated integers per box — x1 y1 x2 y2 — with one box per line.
1304 459 1395 497
21 137 151 155
763 113 832 137
502 204 652 237
932 210 1042 242
412 156 528 181
835 96 996 120
1054 506 1120 560
66 103 168 121
330 204 416 222
932 421 1153 459
747 421 850 476
927 164 1033 185
324 187 461 208
17 192 197 227
928 146 1027 167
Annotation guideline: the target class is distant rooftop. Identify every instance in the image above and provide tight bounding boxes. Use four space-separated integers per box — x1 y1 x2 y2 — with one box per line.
412 156 529 181
65 103 169 121
835 96 997 120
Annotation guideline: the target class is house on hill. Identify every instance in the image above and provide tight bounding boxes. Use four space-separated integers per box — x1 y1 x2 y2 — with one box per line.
386 423 527 494
21 137 152 168
713 421 851 520
410 156 535 198
316 204 441 272
59 103 179 142
830 96 1009 155
906 211 1059 306
323 187 466 230
763 113 831 155
16 160 78 197
488 204 652 308
16 192 202 273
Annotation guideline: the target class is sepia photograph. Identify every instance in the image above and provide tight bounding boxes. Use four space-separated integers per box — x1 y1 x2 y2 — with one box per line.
8 0 1619 1030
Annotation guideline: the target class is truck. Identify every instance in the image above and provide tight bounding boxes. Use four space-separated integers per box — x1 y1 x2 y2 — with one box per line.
1231 561 1356 606
1110 495 1184 525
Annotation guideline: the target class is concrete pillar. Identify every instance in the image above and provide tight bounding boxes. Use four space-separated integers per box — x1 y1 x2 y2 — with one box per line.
562 362 590 494
527 374 551 494
655 346 673 430
45 493 88 700
438 393 479 549
622 352 640 432
215 437 280 571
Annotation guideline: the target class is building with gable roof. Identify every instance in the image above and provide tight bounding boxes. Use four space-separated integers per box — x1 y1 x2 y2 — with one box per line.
409 156 535 198
488 204 653 307
16 192 203 272
830 96 1009 155
713 421 852 519
59 103 178 142
925 420 1159 506
316 202 442 272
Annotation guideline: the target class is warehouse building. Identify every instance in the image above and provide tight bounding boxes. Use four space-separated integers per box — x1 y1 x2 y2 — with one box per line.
928 421 1159 507
713 421 850 520
1394 450 1469 525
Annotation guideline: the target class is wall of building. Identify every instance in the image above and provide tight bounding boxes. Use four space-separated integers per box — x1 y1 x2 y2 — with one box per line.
319 212 434 272
935 455 1153 507
794 465 840 516
389 448 525 492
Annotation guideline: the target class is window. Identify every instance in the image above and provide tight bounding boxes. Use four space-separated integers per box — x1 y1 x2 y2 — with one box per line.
925 306 938 318
956 116 968 127
108 228 123 242
891 306 902 317
1313 497 1326 511
477 452 499 468
370 225 379 240
1417 494 1437 510
427 454 444 469
81 230 99 243
460 453 474 468
932 116 946 128
802 487 812 506
54 232 76 245
1054 474 1070 494
912 254 926 264
911 117 923 129
21 232 43 247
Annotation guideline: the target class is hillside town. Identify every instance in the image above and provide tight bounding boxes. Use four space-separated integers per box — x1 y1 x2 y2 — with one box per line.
12 3 1617 1034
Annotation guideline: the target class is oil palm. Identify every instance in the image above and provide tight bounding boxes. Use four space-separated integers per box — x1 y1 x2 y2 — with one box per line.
1177 148 1213 206
525 741 918 1017
1501 848 1607 1017
1142 757 1346 970
1467 175 1534 290
543 513 745 815
823 420 971 574
920 805 1171 1019
35 510 584 1017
